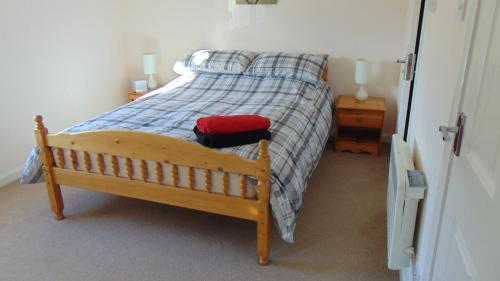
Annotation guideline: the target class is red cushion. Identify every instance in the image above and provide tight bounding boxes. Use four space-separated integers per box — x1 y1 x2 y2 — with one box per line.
196 115 271 134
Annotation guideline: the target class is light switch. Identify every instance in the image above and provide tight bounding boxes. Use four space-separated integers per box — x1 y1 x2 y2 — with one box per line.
457 0 467 21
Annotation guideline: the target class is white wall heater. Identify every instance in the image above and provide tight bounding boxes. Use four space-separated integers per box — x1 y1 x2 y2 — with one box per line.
387 134 426 270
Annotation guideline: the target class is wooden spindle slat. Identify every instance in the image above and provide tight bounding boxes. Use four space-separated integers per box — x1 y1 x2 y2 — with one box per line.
156 162 164 184
205 170 212 193
240 174 247 198
141 160 148 182
223 172 229 196
57 148 65 168
188 167 195 190
126 158 133 179
171 164 179 187
111 156 119 177
70 150 78 170
83 152 92 172
96 153 105 174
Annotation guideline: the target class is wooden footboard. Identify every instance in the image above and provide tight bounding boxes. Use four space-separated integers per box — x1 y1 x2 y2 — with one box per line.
34 115 271 265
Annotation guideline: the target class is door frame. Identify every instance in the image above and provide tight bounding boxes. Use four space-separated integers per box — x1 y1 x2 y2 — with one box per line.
402 0 426 141
406 0 480 280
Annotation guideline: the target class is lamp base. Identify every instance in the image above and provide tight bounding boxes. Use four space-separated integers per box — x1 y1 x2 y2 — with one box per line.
147 74 158 90
356 85 368 101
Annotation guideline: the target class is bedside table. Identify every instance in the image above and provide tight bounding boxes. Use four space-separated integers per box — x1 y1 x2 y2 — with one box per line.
128 92 147 102
335 95 386 155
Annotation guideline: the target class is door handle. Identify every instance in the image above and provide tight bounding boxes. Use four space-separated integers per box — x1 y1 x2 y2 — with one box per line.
397 53 416 81
439 113 466 156
439 126 459 141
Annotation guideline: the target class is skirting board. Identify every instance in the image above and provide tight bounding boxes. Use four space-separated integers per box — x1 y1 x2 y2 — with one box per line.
0 166 23 188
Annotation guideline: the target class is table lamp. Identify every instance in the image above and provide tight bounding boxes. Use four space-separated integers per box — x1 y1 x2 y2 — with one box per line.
355 58 371 101
143 53 158 90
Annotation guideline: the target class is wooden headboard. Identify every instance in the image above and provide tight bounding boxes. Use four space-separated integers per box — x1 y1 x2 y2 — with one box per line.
322 65 329 81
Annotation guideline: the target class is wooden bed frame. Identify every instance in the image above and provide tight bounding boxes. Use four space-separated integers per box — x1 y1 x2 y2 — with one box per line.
34 65 328 266
34 116 272 265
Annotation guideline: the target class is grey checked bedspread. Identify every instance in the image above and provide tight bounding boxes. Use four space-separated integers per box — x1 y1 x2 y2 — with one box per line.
21 72 333 242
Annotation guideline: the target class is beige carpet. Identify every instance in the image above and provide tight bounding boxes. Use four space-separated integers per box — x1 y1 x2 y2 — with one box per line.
0 146 398 281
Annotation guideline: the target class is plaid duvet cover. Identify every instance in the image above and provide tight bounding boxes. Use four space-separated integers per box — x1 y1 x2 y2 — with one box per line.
21 72 333 243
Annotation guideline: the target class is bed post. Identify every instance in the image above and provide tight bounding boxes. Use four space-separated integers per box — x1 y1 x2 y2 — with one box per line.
257 140 271 265
34 115 65 220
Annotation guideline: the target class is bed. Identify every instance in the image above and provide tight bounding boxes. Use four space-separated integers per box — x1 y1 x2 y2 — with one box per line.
21 50 333 265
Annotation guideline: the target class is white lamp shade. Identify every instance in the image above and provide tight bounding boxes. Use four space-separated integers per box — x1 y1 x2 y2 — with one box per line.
355 59 371 84
143 53 156 75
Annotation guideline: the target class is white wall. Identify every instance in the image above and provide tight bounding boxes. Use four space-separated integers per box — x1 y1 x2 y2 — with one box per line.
123 0 409 139
0 0 410 186
0 0 128 186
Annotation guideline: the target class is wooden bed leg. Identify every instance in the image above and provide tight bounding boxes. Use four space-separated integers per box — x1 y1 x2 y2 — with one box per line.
34 115 65 220
257 140 271 266
257 207 270 265
44 169 65 220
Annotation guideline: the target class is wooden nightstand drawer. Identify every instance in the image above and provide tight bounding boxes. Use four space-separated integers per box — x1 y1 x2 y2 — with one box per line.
338 109 383 128
336 139 379 155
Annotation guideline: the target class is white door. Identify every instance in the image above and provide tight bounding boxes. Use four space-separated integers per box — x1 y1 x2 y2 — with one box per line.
396 0 422 137
432 0 500 280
